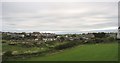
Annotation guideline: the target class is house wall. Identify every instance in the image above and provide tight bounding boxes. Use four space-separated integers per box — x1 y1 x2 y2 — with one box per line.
117 29 120 39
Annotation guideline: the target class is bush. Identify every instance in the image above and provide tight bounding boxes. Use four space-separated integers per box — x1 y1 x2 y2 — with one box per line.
54 41 80 50
94 38 103 43
107 37 115 42
3 51 13 57
84 38 104 44
2 40 6 43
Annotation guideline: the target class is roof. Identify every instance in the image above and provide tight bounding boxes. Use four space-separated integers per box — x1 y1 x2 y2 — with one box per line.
119 27 120 29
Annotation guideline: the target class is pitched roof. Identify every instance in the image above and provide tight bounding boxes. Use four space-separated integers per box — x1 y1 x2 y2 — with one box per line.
119 27 120 29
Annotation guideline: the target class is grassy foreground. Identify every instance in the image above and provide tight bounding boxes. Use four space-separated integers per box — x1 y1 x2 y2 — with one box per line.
17 42 118 61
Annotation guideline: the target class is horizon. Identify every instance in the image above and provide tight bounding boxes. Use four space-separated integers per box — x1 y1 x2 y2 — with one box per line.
1 31 117 34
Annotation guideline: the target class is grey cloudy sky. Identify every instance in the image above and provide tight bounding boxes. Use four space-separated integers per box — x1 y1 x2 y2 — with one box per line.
2 2 118 34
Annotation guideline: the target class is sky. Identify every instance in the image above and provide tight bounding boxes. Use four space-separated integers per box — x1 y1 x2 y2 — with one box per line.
2 2 118 34
1 0 119 2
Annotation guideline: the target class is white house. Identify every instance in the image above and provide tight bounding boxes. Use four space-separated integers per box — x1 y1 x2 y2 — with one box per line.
117 27 120 39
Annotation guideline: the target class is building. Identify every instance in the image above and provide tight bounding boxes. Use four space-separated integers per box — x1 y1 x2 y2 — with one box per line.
81 33 94 39
108 33 117 39
117 27 120 39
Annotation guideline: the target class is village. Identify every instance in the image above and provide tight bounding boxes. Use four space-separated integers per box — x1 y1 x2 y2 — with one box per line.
1 31 117 48
1 31 118 61
1 32 117 44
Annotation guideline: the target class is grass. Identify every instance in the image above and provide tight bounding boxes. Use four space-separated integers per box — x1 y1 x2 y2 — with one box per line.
17 42 118 61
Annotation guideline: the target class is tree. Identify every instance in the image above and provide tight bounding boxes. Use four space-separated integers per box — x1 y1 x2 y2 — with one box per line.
93 32 106 38
71 34 77 37
59 36 65 42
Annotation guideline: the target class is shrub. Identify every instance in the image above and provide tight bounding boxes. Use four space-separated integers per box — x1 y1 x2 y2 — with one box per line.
54 41 80 50
2 41 6 43
107 37 115 42
3 51 13 57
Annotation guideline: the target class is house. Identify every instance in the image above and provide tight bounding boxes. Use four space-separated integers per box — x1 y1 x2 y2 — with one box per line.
117 27 120 39
80 33 94 40
86 33 95 38
42 33 56 42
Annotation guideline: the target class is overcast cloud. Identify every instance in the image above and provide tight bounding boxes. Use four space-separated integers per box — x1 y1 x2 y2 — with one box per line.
2 2 118 34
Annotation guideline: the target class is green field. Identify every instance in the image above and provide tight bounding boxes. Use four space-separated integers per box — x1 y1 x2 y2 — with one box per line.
17 42 118 61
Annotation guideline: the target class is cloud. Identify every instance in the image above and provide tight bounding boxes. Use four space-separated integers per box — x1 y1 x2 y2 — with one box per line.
2 2 118 33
